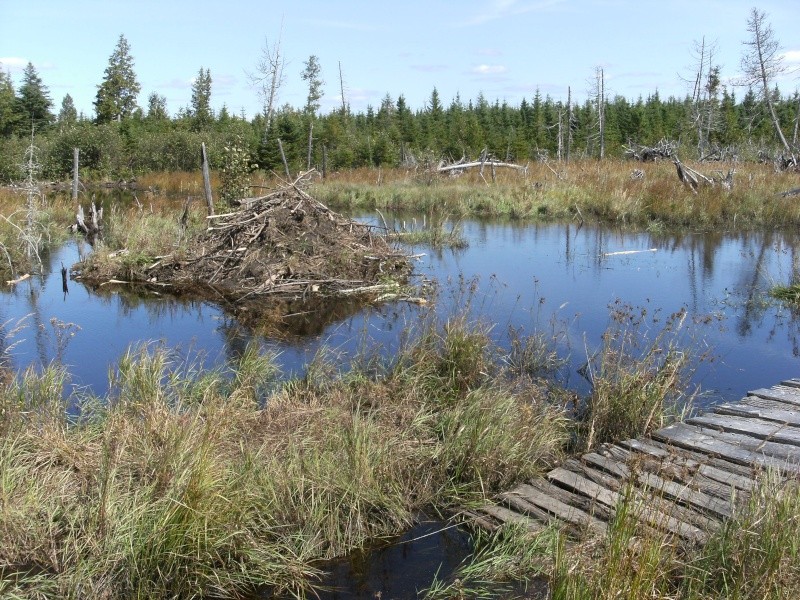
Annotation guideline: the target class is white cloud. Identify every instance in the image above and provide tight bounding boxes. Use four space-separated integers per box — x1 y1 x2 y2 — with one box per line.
782 50 800 61
0 56 30 72
410 64 449 73
456 0 566 27
472 64 509 75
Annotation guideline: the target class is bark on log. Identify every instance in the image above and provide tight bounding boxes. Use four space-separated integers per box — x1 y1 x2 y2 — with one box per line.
437 160 527 173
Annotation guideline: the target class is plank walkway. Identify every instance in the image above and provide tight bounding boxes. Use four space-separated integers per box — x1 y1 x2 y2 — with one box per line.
465 379 800 544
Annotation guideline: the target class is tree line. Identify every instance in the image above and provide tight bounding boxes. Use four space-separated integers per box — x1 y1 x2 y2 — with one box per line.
1 9 798 183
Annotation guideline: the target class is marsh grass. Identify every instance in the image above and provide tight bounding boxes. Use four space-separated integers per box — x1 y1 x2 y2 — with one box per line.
770 283 800 303
79 199 206 281
434 472 800 600
312 161 800 230
0 317 569 597
576 302 696 451
0 189 72 278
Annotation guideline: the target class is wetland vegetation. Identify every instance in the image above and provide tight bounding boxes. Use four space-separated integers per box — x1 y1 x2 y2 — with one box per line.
2 7 800 597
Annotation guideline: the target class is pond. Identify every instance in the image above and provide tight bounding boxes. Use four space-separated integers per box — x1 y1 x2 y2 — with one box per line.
2 213 800 598
3 216 798 408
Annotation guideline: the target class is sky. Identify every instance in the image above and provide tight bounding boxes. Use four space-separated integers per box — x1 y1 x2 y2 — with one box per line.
1 0 799 120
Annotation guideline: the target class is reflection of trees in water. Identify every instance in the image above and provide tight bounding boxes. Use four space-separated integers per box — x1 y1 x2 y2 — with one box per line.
88 284 208 323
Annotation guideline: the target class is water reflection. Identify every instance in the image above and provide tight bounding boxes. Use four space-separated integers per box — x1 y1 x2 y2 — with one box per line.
1 219 799 407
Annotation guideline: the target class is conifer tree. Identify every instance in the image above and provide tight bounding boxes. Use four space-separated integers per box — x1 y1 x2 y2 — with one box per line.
301 55 323 116
0 68 17 136
57 94 78 128
94 34 141 123
190 67 212 130
146 92 168 120
15 62 53 134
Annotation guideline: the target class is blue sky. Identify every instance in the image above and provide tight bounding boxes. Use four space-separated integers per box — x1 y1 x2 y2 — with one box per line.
1 0 798 120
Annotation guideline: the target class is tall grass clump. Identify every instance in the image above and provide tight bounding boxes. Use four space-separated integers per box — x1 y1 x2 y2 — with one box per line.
685 473 800 598
313 161 800 230
577 302 696 451
440 473 800 600
0 317 569 597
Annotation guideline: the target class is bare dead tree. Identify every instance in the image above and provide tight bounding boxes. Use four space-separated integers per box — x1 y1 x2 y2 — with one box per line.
740 8 795 165
566 86 572 163
249 28 286 137
793 92 800 148
338 61 347 114
587 68 606 159
682 37 721 157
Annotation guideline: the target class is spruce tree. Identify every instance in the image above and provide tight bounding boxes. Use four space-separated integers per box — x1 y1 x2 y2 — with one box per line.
57 94 78 126
190 67 212 130
94 34 141 123
146 92 168 120
301 55 323 116
15 62 53 134
0 69 17 136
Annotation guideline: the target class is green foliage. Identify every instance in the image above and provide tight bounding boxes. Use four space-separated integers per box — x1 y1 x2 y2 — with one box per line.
14 62 53 135
190 67 212 131
0 69 18 137
219 135 255 206
300 55 323 116
57 93 78 127
577 303 696 450
94 34 141 123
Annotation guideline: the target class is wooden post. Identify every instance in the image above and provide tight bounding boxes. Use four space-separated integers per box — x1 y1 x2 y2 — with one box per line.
306 122 314 169
566 86 572 164
277 138 290 179
61 262 68 297
72 148 79 201
201 142 214 216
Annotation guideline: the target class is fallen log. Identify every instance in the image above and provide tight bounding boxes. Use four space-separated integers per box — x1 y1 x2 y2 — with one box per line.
5 273 30 286
673 158 714 193
778 187 800 198
437 160 527 173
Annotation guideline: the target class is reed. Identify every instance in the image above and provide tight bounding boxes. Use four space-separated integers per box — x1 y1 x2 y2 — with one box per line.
312 160 800 229
576 303 697 451
0 317 568 597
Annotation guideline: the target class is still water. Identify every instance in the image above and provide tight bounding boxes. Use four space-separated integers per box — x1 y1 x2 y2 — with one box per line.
2 217 800 598
2 218 798 406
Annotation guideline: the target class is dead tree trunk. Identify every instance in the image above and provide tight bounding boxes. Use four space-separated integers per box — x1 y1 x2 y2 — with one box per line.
201 142 214 216
72 148 79 201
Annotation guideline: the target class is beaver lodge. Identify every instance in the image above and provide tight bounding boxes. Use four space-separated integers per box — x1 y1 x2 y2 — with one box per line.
74 179 412 332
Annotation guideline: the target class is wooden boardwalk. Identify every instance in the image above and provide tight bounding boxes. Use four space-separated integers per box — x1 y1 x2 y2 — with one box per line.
466 379 800 544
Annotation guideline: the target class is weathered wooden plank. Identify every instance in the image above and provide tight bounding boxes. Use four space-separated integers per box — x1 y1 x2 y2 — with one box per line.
563 458 623 492
670 423 800 462
620 438 755 493
461 509 499 532
548 466 708 543
780 379 800 389
748 386 800 408
526 478 614 522
653 422 800 474
501 490 552 523
548 467 619 508
715 401 800 427
616 439 743 501
602 444 733 519
743 395 800 414
478 505 545 532
508 481 608 535
643 438 760 481
688 413 800 447
581 452 631 478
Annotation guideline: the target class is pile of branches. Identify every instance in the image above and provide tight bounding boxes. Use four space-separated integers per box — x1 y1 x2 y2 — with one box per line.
624 139 677 162
127 177 410 302
673 157 735 193
758 150 799 172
